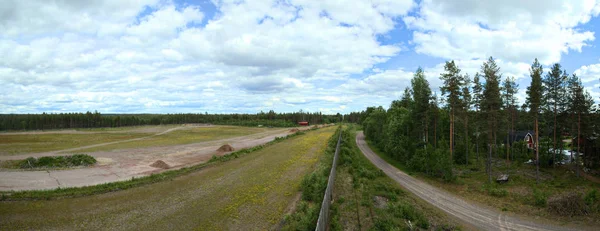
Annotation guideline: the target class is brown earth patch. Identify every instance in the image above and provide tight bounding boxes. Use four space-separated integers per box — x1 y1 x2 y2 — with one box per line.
217 144 234 152
150 160 170 169
373 195 389 209
289 128 299 133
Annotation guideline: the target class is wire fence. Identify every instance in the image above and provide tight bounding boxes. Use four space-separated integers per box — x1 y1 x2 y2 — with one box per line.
315 131 342 231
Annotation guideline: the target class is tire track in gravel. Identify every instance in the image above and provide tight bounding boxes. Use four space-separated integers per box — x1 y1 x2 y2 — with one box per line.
355 131 589 231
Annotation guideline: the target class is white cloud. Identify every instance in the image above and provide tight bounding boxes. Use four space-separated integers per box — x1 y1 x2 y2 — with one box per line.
0 0 416 114
575 63 600 83
405 0 600 65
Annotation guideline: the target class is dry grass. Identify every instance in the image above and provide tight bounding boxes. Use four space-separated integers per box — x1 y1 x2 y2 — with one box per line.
0 133 151 156
72 126 274 153
0 126 336 230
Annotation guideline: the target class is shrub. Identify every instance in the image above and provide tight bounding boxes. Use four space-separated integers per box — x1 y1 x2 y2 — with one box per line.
387 202 429 229
18 154 97 169
548 193 588 217
584 189 599 206
533 189 547 207
20 157 38 168
489 188 508 198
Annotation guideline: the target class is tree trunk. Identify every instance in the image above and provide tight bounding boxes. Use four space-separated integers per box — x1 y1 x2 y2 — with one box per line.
535 117 540 184
434 115 437 149
425 114 429 145
450 109 454 161
465 113 469 166
577 113 581 178
553 104 557 167
488 144 492 183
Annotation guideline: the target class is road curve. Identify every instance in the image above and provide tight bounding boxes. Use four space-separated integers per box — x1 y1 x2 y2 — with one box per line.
356 131 584 231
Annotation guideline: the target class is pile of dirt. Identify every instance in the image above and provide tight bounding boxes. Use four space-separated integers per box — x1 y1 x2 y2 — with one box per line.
217 144 234 152
150 160 170 169
548 193 588 217
373 196 389 209
289 128 299 133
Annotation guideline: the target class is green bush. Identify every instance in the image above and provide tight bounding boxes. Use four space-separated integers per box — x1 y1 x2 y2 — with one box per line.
20 157 38 168
387 202 430 229
584 189 599 206
533 189 547 207
18 154 97 169
488 188 508 198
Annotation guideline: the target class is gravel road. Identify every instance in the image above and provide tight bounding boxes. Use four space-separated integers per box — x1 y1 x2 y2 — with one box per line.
355 131 589 231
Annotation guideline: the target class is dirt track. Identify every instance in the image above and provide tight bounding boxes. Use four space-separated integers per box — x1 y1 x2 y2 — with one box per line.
355 131 589 231
0 126 309 191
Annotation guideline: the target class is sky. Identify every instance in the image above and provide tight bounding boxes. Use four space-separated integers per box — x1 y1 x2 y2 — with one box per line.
1 0 600 114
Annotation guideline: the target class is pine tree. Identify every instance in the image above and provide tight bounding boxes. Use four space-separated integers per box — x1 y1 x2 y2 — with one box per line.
462 74 472 165
400 87 413 109
481 57 502 150
526 58 544 184
543 63 568 166
440 60 463 161
472 73 483 163
567 74 595 177
501 76 518 163
411 68 432 145
481 57 502 181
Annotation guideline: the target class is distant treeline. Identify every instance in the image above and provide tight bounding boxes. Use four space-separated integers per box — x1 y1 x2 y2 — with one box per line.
0 110 343 131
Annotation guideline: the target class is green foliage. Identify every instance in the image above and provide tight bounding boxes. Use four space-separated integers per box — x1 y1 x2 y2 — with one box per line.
387 202 430 229
532 188 548 207
483 184 508 197
0 110 341 131
283 127 340 230
18 154 96 169
585 189 599 206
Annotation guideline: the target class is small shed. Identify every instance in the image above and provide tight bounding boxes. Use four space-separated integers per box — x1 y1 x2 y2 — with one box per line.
298 121 309 126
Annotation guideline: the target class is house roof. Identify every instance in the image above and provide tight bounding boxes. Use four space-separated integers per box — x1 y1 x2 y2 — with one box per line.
505 131 536 144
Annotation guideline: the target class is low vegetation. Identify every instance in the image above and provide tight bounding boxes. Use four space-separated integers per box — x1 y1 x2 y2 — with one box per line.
281 127 340 230
73 125 274 153
0 132 150 156
0 129 310 201
370 141 600 226
1 154 96 169
329 126 457 230
0 126 337 230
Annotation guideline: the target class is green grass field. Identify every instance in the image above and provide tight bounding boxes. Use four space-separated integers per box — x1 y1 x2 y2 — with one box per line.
71 126 275 153
0 133 151 156
0 126 336 230
0 125 275 156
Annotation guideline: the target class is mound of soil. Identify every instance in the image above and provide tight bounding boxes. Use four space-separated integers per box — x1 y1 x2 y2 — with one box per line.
373 196 389 209
217 144 234 152
150 160 170 169
289 128 299 133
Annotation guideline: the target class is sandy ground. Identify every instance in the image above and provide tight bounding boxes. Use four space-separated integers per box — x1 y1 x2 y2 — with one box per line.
355 131 593 231
0 125 190 135
0 125 312 191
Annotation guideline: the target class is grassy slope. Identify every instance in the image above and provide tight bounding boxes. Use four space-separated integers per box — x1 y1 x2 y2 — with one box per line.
71 126 274 153
0 126 336 230
366 140 600 227
331 127 458 230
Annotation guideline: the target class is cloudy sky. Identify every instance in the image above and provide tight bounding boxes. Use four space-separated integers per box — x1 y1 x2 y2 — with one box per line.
1 0 600 114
